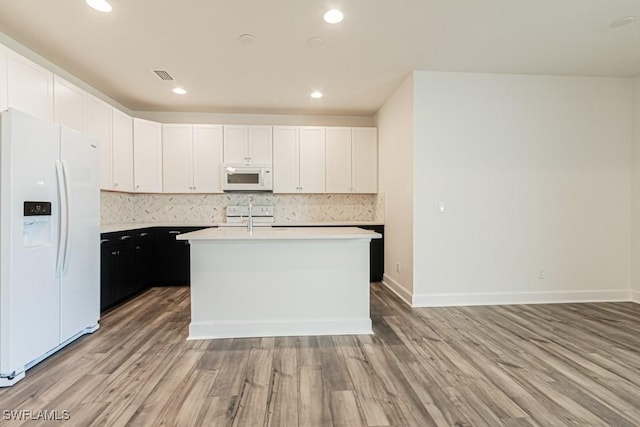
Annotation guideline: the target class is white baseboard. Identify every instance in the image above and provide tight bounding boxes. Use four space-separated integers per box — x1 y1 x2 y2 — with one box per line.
631 290 640 304
188 318 372 340
412 289 632 307
381 274 413 306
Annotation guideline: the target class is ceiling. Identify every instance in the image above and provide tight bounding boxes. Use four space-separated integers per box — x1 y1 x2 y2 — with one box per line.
0 0 639 116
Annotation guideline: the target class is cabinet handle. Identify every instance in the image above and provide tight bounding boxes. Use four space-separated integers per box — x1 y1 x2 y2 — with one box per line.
136 245 141 250
136 185 140 189
113 182 119 187
111 251 117 256
139 232 149 237
120 235 132 240
101 239 110 244
169 231 181 234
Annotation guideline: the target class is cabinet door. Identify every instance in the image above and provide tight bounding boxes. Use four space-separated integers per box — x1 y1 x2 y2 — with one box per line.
100 239 115 311
223 125 248 164
299 127 326 193
114 240 136 302
162 124 193 193
133 118 163 193
111 109 134 192
133 231 155 292
273 126 299 193
6 50 54 122
193 125 223 193
0 46 7 111
156 228 194 285
248 126 272 164
352 127 378 193
326 127 352 193
53 76 86 132
87 96 113 190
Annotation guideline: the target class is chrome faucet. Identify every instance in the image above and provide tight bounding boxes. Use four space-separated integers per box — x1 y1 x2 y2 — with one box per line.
247 195 254 234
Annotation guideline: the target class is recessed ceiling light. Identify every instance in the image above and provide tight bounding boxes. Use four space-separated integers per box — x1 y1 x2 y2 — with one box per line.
238 34 256 45
306 36 324 48
323 9 344 24
609 16 636 28
86 0 112 13
310 91 323 99
173 87 187 95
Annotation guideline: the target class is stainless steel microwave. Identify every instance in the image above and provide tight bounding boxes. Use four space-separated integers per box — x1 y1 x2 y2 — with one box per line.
222 164 273 192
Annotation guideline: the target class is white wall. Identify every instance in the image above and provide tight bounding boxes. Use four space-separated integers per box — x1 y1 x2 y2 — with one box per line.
412 71 632 306
375 74 414 303
632 76 640 303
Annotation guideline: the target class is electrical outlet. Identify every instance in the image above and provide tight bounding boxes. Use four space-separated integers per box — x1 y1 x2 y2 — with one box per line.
538 268 545 279
396 262 400 273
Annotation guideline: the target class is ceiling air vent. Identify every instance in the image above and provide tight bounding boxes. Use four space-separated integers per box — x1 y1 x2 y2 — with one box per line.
152 70 174 81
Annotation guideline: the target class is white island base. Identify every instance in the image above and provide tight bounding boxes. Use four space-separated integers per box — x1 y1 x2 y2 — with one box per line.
178 227 380 339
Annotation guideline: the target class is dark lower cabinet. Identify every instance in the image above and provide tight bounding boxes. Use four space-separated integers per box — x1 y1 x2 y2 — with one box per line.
100 239 115 311
100 226 206 312
133 230 156 292
155 227 203 286
100 232 136 311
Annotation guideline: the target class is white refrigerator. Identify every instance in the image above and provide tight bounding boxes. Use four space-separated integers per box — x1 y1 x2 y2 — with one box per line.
0 109 100 387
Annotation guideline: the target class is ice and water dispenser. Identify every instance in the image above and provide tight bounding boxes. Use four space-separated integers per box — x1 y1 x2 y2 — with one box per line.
23 201 52 247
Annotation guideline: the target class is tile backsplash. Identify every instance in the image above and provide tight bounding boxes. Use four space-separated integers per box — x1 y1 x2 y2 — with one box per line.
101 191 385 224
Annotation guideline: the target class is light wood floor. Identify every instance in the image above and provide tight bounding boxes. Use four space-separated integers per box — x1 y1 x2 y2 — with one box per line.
1 284 639 426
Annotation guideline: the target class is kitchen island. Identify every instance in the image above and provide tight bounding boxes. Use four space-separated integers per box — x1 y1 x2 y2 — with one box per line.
177 227 381 339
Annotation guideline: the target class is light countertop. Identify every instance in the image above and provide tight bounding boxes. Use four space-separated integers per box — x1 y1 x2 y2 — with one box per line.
101 221 384 234
176 226 382 241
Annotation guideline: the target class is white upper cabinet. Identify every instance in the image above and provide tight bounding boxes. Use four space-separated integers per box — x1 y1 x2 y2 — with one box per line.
352 127 378 193
86 96 113 190
274 126 326 194
0 46 7 111
6 50 54 122
325 127 378 193
298 127 326 193
273 127 300 193
53 76 86 132
133 118 162 193
193 125 223 193
224 125 272 165
162 124 193 193
248 126 273 164
111 109 134 192
163 124 224 194
223 125 247 164
326 127 352 193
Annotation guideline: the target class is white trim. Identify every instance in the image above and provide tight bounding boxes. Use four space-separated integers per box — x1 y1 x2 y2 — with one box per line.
412 289 632 307
188 318 372 340
631 290 640 304
381 274 413 306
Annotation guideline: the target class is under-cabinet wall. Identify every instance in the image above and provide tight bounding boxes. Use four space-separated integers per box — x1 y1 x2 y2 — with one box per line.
101 191 385 225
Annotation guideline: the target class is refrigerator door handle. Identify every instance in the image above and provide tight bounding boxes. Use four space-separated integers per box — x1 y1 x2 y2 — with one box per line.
55 161 67 277
61 161 72 275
